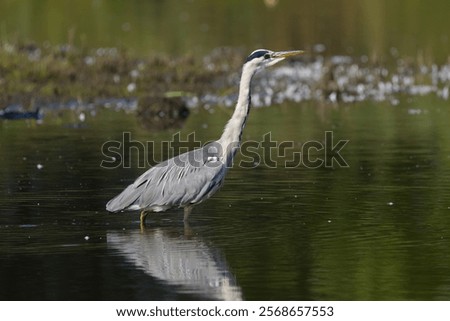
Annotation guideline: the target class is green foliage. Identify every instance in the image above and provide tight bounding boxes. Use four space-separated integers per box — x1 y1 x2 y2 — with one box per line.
0 43 226 110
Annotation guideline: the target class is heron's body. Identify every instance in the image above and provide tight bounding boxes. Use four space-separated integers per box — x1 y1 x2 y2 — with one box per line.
106 142 228 220
106 49 303 223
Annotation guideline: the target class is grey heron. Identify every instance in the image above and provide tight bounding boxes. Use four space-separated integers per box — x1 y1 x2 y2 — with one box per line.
106 49 304 224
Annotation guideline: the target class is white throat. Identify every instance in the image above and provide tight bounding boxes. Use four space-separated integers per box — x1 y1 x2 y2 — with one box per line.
218 63 258 166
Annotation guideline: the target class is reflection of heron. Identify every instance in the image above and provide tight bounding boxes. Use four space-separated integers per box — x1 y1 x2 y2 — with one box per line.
107 228 243 300
106 49 304 224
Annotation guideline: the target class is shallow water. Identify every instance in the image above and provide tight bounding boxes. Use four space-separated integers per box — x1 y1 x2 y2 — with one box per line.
1 96 450 300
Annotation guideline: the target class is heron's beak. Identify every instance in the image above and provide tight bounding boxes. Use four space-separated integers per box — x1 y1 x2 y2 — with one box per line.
271 50 304 59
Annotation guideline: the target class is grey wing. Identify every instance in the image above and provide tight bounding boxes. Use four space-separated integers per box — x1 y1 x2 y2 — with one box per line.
106 143 227 212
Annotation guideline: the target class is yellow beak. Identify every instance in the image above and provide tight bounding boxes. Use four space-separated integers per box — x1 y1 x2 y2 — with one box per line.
272 50 304 58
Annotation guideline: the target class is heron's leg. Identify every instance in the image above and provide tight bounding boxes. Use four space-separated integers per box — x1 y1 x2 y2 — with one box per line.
140 210 149 226
183 220 192 237
183 206 193 222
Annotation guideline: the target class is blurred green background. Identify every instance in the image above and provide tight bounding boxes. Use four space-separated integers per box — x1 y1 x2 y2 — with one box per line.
1 0 449 62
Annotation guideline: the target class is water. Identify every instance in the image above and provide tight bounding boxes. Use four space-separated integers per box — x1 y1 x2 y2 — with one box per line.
1 96 449 300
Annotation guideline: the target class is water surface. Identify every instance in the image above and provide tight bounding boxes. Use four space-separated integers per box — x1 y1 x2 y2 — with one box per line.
1 96 449 300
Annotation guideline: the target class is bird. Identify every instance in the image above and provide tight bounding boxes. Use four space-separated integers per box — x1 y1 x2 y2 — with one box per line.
106 49 304 225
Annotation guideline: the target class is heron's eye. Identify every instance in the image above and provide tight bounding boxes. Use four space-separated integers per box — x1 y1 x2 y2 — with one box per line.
264 53 271 59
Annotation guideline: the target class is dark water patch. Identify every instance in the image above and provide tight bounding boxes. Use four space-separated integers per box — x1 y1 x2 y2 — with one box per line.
1 89 450 300
0 106 42 120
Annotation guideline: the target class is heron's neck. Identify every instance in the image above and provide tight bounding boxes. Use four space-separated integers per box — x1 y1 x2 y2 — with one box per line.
219 64 256 155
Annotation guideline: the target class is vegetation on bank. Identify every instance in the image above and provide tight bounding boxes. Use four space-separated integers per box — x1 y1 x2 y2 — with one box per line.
0 42 228 106
0 43 242 128
1 42 449 123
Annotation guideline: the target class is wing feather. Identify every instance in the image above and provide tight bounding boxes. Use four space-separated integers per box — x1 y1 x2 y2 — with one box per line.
106 143 227 213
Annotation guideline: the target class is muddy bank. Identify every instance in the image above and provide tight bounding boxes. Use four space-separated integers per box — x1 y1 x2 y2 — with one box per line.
1 43 449 126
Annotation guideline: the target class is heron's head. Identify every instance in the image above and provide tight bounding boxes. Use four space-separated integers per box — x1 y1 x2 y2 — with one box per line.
244 49 304 70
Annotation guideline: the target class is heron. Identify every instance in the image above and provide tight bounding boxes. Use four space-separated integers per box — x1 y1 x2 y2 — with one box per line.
106 49 304 224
